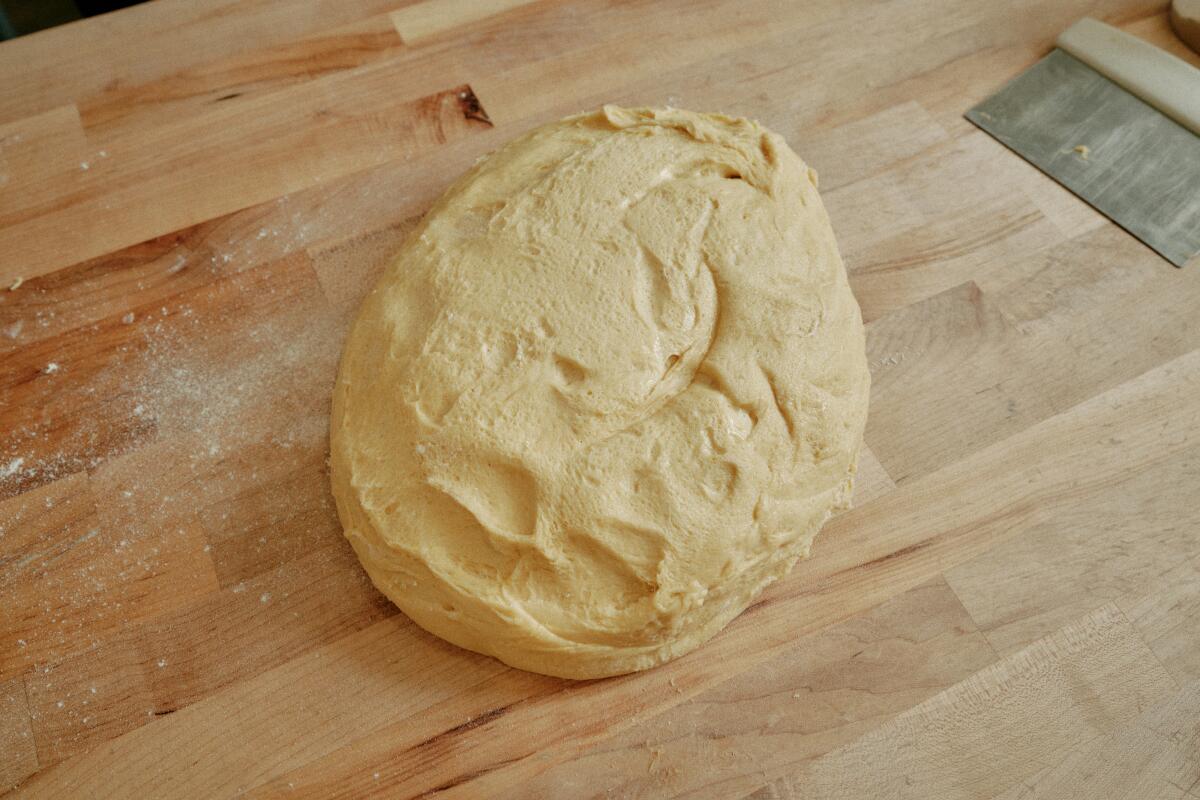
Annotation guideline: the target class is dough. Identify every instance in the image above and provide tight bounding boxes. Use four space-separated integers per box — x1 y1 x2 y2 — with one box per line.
330 106 870 679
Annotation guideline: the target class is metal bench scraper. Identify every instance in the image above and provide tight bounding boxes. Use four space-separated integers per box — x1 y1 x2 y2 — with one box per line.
966 17 1200 267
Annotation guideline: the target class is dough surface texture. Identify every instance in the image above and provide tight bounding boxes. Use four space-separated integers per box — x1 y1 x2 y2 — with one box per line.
330 106 870 679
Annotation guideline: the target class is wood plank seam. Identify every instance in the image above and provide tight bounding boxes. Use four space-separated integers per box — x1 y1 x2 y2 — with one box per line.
0 82 493 285
1115 603 1182 693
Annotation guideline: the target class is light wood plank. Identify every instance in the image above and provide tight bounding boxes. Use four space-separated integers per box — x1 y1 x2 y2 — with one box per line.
1118 555 1200 685
309 217 418 323
0 82 488 285
2 474 101 678
0 473 216 684
946 472 1200 658
19 632 153 774
749 604 1177 800
519 579 996 799
829 133 1066 323
3 248 391 765
796 102 951 192
0 0 407 125
77 14 405 144
864 281 1049 483
0 252 326 499
0 129 507 359
939 229 1200 655
14 615 555 798
867 223 1200 487
990 679 1200 800
0 106 87 213
475 0 1159 132
19 541 392 772
391 0 541 43
0 676 38 791
850 445 894 507
472 0 851 127
0 225 242 358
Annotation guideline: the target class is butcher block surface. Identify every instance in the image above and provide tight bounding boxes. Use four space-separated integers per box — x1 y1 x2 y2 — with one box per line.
3 1 1200 797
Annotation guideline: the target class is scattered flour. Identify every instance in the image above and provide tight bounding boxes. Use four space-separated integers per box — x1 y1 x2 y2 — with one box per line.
1 255 348 738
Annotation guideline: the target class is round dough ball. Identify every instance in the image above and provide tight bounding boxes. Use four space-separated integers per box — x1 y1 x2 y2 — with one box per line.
330 106 870 679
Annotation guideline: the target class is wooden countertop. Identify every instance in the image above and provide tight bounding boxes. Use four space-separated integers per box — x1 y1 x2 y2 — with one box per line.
3 1 1200 797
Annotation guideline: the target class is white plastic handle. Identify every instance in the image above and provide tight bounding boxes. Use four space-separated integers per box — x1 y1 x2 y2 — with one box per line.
1057 17 1200 136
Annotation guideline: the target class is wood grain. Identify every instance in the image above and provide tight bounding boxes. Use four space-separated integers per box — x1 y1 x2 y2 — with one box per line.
76 14 407 144
747 604 1178 800
1 0 1196 796
990 679 1200 800
0 678 36 789
0 106 86 210
0 82 490 284
518 578 996 799
1118 555 1200 684
391 0 540 43
0 0 409 125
